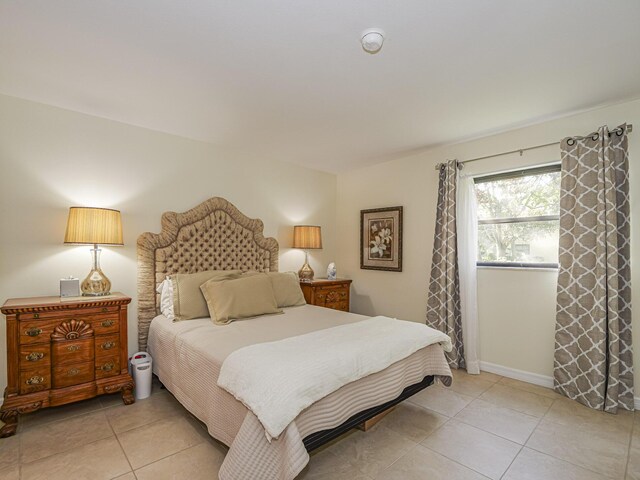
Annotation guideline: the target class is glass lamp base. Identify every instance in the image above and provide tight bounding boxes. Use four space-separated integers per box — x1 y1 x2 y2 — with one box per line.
298 251 315 283
81 268 111 296
81 246 112 296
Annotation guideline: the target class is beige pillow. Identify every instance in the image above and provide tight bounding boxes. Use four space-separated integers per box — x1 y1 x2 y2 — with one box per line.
267 272 306 308
201 273 282 325
171 270 242 321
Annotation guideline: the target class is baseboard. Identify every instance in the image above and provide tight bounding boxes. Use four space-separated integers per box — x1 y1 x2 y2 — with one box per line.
480 360 640 410
479 361 554 388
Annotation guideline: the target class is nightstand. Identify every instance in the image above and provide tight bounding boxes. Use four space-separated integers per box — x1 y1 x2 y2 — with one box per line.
0 293 135 437
299 279 352 312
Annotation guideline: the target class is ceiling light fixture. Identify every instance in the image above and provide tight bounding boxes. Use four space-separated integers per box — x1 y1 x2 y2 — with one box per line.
361 28 385 54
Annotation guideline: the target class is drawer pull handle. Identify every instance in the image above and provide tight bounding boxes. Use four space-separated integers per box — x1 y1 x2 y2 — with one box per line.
67 345 80 352
25 328 42 337
33 313 40 319
101 341 115 350
101 308 108 312
26 376 44 385
25 352 45 362
101 362 115 372
101 320 114 328
67 368 79 376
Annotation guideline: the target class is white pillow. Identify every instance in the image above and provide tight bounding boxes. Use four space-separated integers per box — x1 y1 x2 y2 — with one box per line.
156 279 175 320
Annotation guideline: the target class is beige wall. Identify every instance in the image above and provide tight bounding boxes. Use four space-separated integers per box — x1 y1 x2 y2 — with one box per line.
337 98 640 385
0 94 337 394
1 92 639 396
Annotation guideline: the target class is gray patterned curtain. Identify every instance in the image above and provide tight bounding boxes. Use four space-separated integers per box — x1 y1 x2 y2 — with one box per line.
427 160 465 368
554 124 633 413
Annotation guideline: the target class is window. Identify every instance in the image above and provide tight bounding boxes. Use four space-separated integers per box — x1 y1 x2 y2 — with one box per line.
475 164 561 268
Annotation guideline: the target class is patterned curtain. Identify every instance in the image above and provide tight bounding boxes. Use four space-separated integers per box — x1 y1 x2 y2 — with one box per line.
427 160 465 368
554 124 633 413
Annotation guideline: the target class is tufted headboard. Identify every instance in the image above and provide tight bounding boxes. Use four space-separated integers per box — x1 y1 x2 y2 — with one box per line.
137 197 279 350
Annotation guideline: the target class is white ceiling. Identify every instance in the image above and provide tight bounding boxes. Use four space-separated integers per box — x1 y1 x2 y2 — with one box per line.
2 1 639 172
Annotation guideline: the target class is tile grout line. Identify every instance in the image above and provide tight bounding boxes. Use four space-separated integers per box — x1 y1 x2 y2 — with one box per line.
419 375 541 478
129 438 209 475
17 411 114 468
422 417 519 479
18 430 116 472
107 407 136 478
419 442 492 479
496 396 556 480
18 421 23 480
624 412 635 478
496 376 560 401
376 414 456 475
114 410 212 474
374 440 421 476
19 402 105 432
524 443 620 480
499 444 524 480
525 396 630 479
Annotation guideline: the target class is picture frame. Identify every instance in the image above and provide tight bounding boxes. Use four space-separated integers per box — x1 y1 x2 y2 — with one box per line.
360 206 403 272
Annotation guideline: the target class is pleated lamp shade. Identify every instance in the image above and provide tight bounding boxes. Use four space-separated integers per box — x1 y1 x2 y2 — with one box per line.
292 225 322 249
64 207 124 246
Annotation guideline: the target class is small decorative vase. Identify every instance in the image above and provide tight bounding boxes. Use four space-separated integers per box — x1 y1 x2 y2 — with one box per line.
327 262 337 280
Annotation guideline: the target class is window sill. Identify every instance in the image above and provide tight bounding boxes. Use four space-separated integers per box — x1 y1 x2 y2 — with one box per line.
477 265 558 272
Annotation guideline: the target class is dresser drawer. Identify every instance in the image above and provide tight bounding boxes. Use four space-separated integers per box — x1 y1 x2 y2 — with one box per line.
87 314 120 335
19 344 51 369
20 367 51 394
315 286 349 306
52 338 95 365
95 356 120 379
324 301 349 312
53 361 95 388
19 320 60 345
19 305 119 321
95 334 119 358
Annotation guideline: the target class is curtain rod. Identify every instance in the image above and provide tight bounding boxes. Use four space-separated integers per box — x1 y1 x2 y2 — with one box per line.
435 124 633 170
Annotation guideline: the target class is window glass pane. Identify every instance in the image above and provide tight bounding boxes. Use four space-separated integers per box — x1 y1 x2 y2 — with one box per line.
476 171 560 220
478 220 559 263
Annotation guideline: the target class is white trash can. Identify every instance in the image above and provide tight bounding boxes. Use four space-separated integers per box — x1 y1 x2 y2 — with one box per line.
129 352 153 400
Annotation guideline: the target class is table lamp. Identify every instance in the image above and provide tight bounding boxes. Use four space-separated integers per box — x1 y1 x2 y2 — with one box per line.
64 207 123 296
292 225 322 282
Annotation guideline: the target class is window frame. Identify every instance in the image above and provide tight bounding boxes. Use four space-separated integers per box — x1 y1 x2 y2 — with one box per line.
474 163 561 269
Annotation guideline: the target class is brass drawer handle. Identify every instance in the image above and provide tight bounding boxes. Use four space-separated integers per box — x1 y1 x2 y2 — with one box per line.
33 313 40 319
25 352 45 362
101 320 114 328
101 341 115 350
67 345 80 352
25 328 42 337
100 362 115 372
67 368 79 376
26 376 44 385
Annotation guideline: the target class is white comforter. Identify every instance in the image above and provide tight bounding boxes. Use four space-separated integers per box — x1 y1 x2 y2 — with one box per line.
218 316 452 441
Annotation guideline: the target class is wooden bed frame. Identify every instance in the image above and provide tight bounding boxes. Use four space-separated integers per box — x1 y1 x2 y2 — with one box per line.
137 196 435 451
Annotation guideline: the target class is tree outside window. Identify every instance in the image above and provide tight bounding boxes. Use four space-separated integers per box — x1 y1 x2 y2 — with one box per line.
475 165 561 267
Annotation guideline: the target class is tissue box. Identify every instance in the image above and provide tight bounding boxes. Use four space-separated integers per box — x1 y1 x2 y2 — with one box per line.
60 277 80 297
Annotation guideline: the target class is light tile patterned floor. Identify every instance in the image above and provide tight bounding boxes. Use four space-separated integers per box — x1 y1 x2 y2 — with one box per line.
0 370 637 479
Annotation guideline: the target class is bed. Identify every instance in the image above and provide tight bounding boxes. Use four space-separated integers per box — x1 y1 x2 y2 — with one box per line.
137 197 452 479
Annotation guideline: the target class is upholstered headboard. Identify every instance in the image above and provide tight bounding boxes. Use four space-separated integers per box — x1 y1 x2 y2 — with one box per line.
137 197 279 350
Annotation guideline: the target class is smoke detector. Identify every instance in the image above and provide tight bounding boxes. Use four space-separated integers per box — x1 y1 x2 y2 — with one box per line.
361 28 385 54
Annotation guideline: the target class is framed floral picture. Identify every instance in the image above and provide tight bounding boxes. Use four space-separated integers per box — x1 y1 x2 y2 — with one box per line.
360 206 403 272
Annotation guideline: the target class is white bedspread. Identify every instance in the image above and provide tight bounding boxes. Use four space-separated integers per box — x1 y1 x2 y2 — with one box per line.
218 316 452 441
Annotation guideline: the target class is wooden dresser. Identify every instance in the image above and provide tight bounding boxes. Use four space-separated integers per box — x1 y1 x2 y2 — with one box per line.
299 278 352 312
0 293 134 437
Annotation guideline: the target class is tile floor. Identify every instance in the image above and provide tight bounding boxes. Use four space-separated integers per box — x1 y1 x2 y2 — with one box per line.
0 370 637 479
